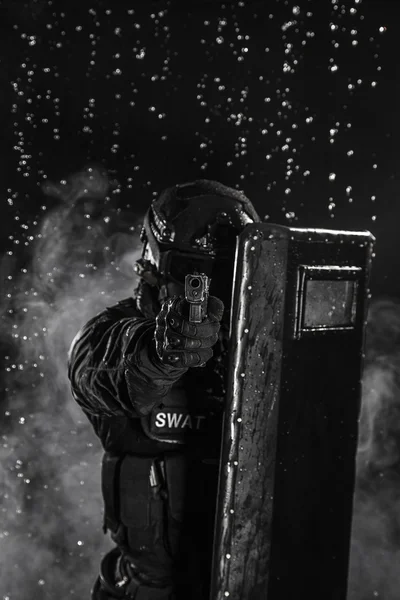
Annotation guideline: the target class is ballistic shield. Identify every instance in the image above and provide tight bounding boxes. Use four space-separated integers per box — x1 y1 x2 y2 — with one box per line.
210 223 374 600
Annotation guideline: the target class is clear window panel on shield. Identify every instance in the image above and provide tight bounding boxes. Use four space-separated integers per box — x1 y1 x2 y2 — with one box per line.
303 279 356 329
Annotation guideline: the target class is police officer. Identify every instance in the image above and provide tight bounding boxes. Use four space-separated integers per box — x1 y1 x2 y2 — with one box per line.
68 179 260 599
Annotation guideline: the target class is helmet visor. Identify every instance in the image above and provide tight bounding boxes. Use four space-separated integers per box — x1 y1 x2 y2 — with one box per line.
160 250 216 284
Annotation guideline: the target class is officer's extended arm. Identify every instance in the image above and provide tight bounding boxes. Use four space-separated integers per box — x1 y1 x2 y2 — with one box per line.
68 295 224 418
68 310 187 418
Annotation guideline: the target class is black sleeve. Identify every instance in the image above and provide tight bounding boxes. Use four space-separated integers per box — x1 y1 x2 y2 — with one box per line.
67 306 187 418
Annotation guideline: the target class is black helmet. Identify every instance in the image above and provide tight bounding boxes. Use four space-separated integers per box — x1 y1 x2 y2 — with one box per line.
136 180 260 291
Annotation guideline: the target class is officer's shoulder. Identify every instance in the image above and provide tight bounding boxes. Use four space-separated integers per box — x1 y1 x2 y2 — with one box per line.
105 296 141 319
69 297 141 356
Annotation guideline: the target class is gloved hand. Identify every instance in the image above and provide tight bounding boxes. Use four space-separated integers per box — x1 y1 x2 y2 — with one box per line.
154 295 225 368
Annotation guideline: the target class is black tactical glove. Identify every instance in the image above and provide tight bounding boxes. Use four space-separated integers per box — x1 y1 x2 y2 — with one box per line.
154 295 224 368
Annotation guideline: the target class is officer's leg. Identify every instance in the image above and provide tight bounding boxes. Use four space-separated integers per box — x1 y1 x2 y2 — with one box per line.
91 547 175 600
100 453 211 599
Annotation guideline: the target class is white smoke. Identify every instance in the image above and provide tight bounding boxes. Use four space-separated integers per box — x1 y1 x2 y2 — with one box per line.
0 166 142 599
348 300 400 599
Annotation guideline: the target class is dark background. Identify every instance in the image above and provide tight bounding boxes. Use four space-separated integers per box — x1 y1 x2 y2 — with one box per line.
0 1 399 599
1 0 399 298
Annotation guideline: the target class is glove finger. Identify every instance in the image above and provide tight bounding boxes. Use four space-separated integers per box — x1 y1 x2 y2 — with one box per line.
155 302 168 330
155 299 171 359
165 331 219 351
197 332 220 349
191 347 213 365
165 332 201 351
207 296 225 322
154 329 165 349
171 296 190 318
161 347 213 368
155 336 164 360
183 319 221 339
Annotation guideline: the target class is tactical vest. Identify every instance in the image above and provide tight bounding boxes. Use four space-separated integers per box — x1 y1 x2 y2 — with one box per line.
100 371 224 536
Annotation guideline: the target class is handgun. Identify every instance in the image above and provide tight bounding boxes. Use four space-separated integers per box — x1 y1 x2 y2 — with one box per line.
185 273 210 323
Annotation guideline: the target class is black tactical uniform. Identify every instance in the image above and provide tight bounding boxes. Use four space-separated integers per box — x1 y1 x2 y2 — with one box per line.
68 180 260 599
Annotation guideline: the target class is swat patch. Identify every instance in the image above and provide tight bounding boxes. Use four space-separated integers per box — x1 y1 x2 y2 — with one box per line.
150 407 208 435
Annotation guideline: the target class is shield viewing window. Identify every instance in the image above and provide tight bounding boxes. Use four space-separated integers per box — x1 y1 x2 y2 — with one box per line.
294 265 361 339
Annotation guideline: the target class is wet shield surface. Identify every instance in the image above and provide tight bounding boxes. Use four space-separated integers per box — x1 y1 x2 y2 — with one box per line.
210 223 374 600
